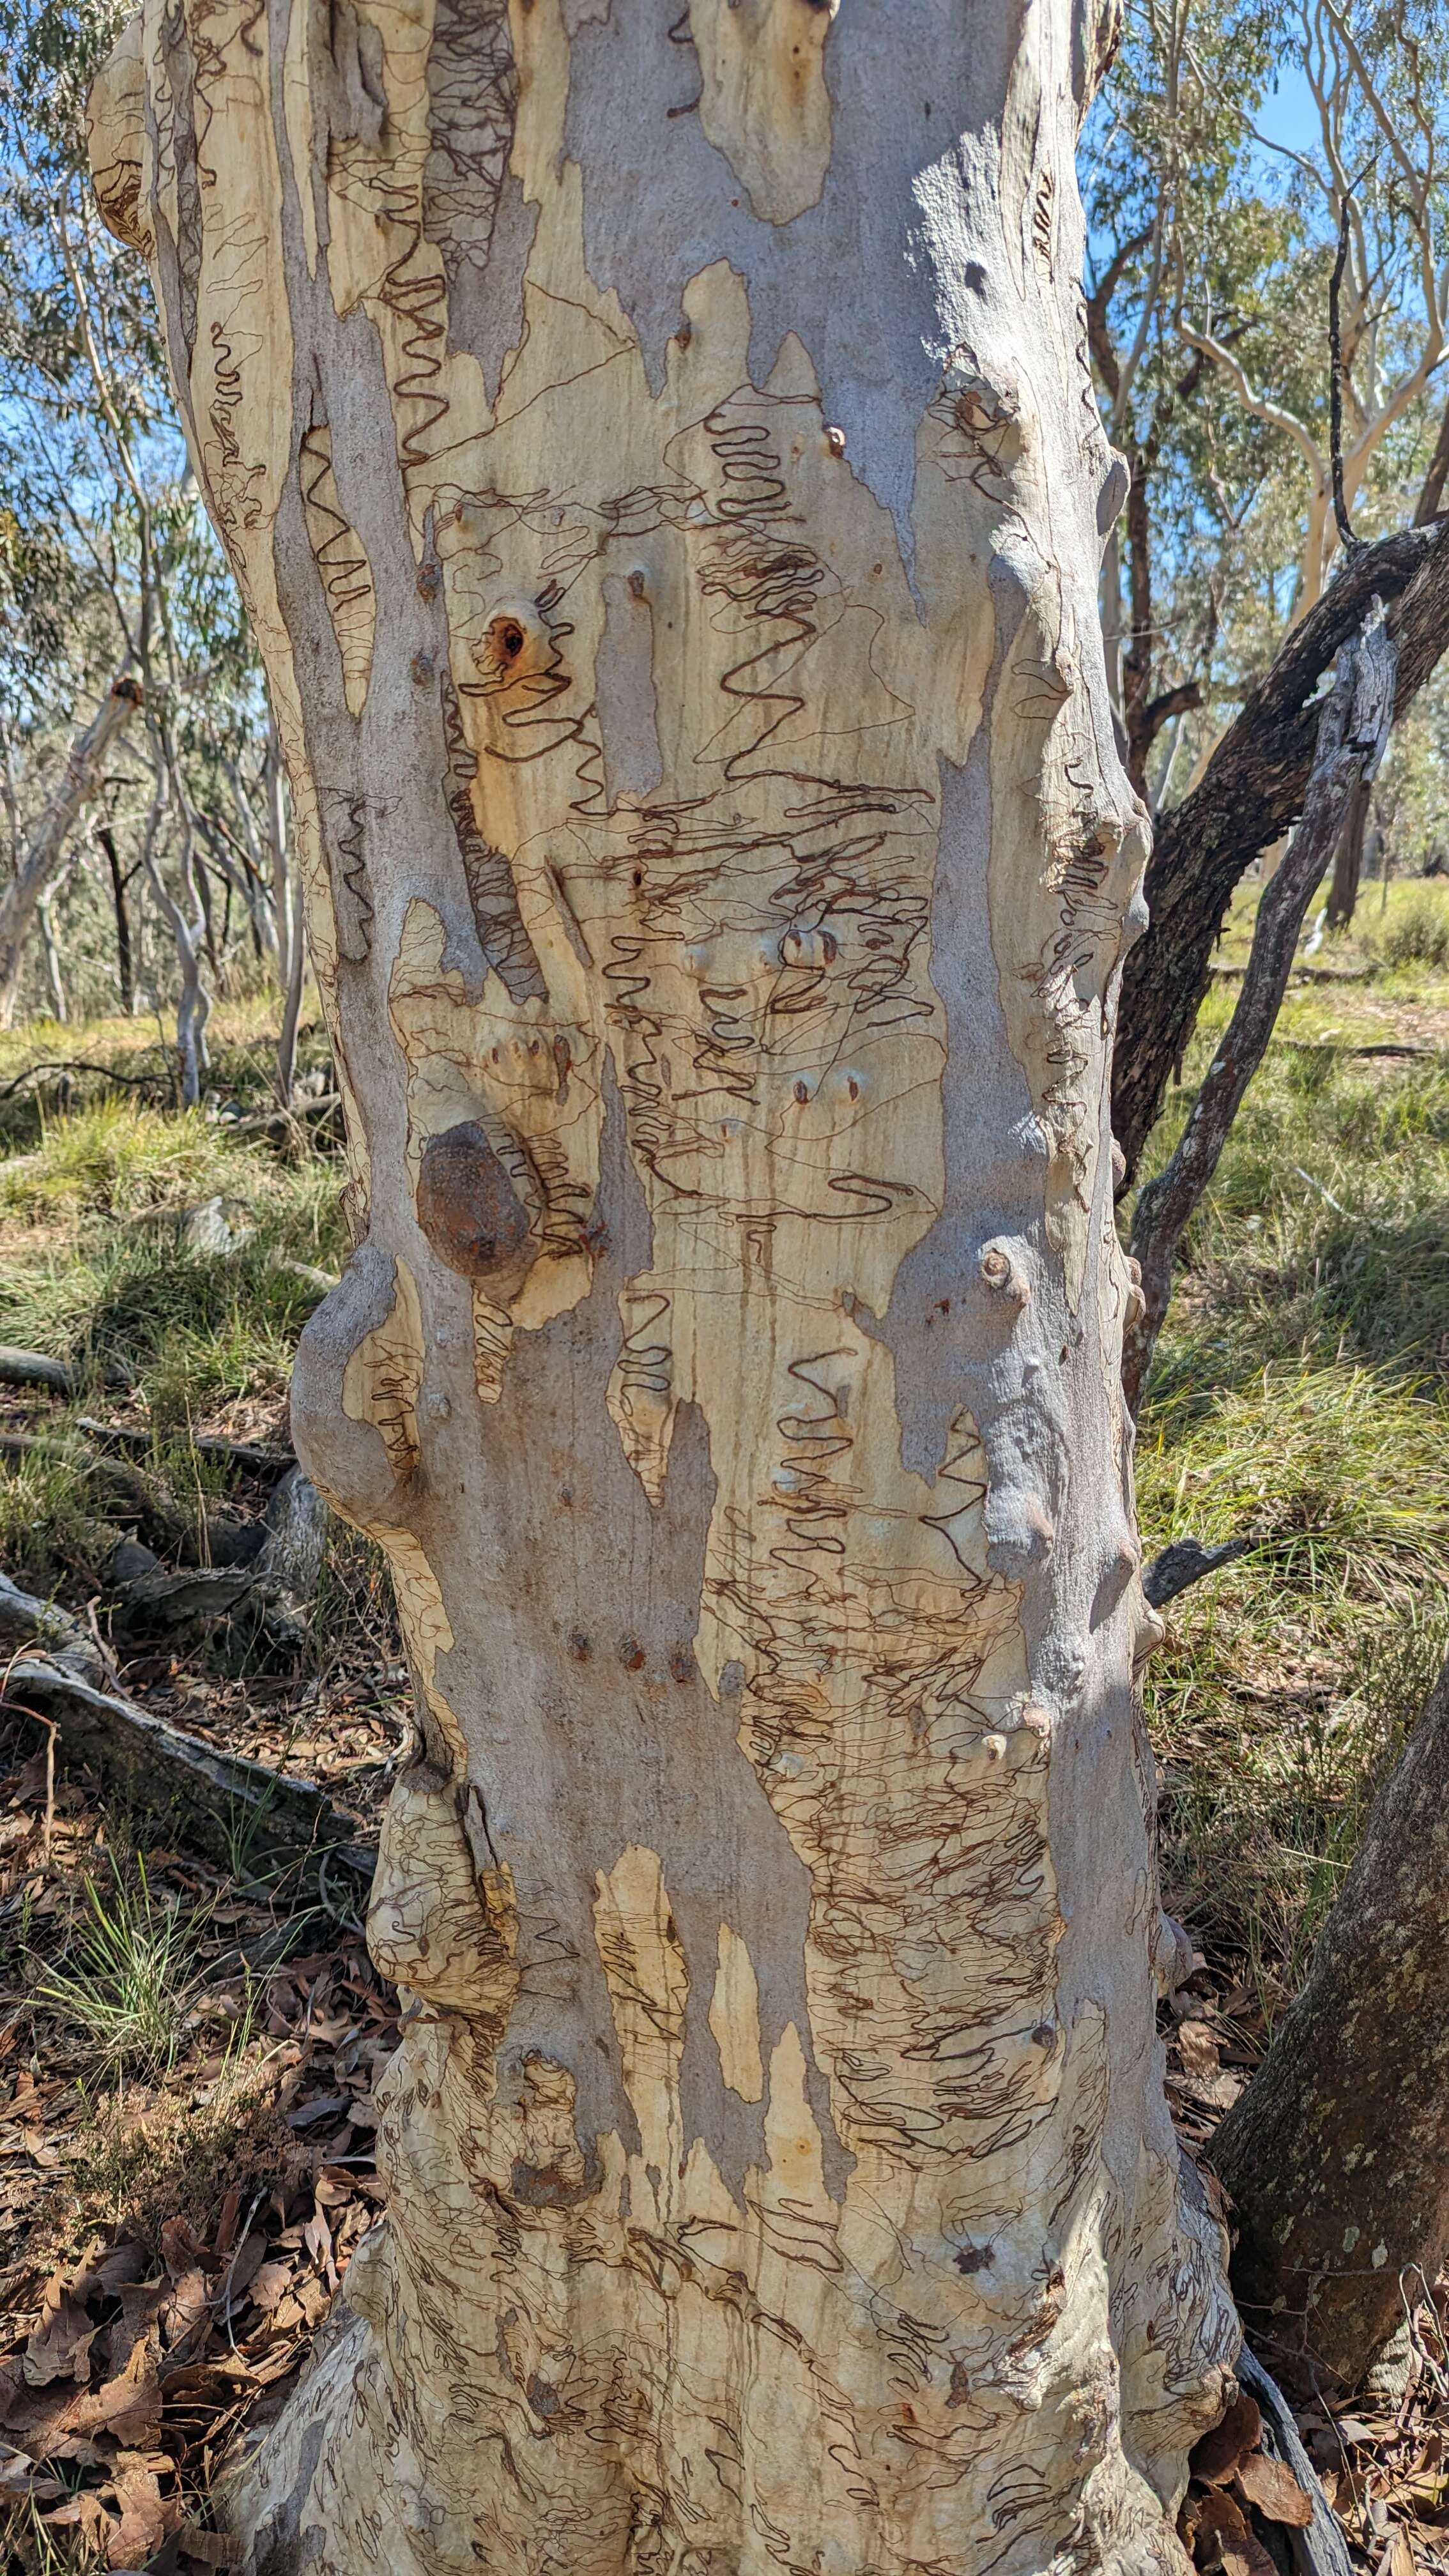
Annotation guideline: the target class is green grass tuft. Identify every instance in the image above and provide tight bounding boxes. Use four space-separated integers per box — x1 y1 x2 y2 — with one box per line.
32 1857 215 2078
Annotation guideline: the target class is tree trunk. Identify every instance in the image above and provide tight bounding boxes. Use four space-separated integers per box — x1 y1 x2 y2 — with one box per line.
270 738 307 1108
0 673 142 1027
1211 1653 1449 2396
38 878 70 1024
90 5 1237 2568
264 715 294 997
96 822 136 1013
1324 772 1368 933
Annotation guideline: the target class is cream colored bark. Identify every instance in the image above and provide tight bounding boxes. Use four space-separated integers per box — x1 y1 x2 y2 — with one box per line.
89 3 1236 2567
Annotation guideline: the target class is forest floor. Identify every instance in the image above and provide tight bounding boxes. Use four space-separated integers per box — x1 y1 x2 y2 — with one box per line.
0 879 1447 2570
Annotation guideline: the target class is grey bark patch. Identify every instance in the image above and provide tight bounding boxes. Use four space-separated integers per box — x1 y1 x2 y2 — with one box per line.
290 1245 413 1526
158 0 201 359
595 573 664 802
422 0 516 290
445 171 539 403
249 2414 328 2575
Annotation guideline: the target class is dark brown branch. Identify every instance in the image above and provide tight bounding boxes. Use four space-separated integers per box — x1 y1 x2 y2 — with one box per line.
1112 516 1449 1181
1122 441 1158 795
1138 678 1204 743
0 1055 163 1101
1084 223 1154 401
1123 605 1397 1412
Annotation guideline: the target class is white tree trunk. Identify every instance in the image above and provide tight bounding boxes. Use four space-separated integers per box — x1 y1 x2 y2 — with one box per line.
0 673 141 1027
89 3 1237 2566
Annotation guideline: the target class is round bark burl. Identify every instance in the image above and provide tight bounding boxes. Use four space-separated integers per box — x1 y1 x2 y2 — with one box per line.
416 1123 532 1280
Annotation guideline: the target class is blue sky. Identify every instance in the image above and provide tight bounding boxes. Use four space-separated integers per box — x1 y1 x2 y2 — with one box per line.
1252 52 1322 178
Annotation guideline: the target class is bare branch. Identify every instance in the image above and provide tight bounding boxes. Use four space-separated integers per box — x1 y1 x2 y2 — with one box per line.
1329 197 1358 552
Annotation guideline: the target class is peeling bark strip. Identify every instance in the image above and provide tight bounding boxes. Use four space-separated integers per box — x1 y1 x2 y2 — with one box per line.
89 5 1236 2568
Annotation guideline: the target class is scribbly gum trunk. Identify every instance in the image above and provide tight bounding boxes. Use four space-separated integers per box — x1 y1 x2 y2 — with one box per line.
89 2 1236 2566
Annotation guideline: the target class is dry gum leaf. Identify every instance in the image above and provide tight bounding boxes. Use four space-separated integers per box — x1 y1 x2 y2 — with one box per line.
1192 2483 1278 2576
1191 2391 1263 2487
1236 2451 1314 2527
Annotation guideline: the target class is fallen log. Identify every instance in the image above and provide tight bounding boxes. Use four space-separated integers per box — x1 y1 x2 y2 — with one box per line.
0 1349 78 1398
0 1427 188 1540
75 1417 293 1472
1275 1038 1439 1060
1208 961 1374 985
0 1352 296 1472
0 1637 373 1894
107 1561 260 1636
0 1570 108 1686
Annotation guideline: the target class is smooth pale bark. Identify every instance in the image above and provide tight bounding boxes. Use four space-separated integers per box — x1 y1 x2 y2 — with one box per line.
1212 1654 1449 2396
0 673 142 1027
90 4 1236 2568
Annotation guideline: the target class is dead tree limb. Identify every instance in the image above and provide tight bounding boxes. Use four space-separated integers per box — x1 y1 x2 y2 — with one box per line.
1232 2345 1356 2576
1123 606 1397 1412
0 1057 163 1102
1112 519 1449 1182
1140 1537 1250 1609
0 1628 372 1892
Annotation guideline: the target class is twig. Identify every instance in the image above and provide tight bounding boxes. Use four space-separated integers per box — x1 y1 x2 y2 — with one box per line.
1276 1039 1438 1059
40 1715 56 1864
1290 1165 1352 1216
0 1057 162 1102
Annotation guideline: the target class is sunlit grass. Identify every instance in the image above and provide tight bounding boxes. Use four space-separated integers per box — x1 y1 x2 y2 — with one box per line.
1133 891 1449 1998
0 1098 257 1223
33 1857 212 2078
